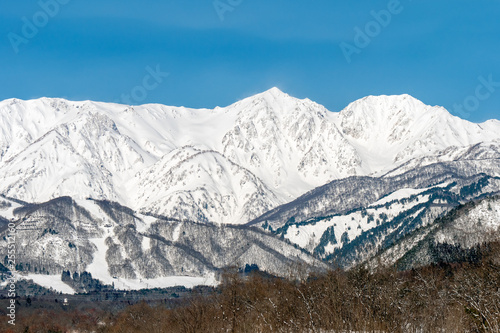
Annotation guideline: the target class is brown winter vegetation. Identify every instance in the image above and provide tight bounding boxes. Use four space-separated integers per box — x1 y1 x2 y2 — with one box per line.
1 242 500 333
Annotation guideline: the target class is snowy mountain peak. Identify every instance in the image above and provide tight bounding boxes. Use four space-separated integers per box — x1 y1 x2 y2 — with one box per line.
262 86 288 97
337 94 452 143
233 87 295 109
341 94 437 118
227 87 330 121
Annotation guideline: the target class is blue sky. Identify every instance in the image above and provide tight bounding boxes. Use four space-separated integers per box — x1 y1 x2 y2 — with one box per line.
1 0 499 122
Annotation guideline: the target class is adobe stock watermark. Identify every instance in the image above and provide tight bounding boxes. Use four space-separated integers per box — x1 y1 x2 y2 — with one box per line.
6 222 17 326
453 75 500 118
117 65 169 105
213 0 243 22
340 0 408 64
8 0 71 54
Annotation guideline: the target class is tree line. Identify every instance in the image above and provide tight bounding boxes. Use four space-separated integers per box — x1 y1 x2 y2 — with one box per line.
1 241 499 332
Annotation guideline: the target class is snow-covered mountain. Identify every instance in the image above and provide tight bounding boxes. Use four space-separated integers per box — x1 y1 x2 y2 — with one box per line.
0 195 325 293
1 89 499 225
1 89 500 291
371 195 500 270
258 163 500 268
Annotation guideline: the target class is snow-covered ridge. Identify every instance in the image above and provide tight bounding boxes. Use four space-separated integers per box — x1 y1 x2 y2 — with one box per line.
1 89 499 224
0 196 326 291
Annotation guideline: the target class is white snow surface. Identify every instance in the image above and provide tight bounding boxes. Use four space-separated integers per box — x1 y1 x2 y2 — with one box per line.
108 274 218 291
21 274 76 294
15 272 214 293
1 89 500 224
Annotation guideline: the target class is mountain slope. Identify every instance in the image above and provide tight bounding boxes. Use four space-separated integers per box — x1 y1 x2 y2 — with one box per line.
251 159 500 268
0 196 326 292
371 195 500 270
338 95 500 172
131 146 281 223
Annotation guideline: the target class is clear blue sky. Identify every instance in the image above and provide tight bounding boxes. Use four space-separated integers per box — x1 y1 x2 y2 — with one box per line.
1 0 499 122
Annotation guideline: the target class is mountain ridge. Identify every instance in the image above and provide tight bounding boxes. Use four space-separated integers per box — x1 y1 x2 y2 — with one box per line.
1 89 499 224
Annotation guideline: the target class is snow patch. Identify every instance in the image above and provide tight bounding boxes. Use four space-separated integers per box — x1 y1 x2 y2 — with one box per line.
20 274 75 294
